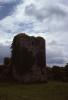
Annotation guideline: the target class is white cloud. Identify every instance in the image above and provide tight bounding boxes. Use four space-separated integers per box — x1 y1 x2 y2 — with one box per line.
0 0 68 65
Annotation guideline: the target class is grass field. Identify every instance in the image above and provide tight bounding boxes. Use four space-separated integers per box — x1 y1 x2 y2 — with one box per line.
0 81 68 100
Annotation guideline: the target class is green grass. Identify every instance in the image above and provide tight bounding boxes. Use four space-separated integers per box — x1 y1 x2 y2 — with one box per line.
0 81 68 100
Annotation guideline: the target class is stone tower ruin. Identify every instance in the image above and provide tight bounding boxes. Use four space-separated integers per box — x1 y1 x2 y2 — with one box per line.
11 33 46 83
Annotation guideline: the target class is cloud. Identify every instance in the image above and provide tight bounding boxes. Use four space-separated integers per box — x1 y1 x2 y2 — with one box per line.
25 1 68 33
46 40 66 66
25 3 67 21
0 0 68 66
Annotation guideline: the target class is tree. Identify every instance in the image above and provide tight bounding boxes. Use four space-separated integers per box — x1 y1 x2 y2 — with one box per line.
64 63 68 81
64 63 68 76
52 66 61 80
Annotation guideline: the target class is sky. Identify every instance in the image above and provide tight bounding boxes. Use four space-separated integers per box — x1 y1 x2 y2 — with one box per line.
0 0 68 66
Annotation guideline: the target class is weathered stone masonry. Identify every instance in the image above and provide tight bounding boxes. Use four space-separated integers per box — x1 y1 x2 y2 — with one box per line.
11 33 46 83
0 33 46 83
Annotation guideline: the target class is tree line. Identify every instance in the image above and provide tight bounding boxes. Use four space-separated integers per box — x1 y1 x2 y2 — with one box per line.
46 64 68 82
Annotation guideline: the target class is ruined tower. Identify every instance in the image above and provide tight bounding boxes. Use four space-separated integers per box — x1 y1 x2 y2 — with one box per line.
11 33 46 83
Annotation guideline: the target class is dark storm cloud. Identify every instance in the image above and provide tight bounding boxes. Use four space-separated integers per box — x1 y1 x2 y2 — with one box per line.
0 0 21 20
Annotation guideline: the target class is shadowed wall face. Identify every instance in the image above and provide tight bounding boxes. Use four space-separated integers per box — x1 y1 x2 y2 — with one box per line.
11 33 46 82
